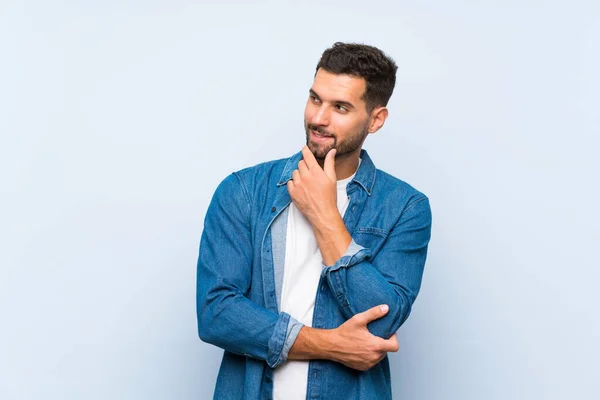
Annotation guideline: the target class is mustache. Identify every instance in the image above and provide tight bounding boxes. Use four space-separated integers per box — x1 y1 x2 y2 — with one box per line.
307 124 335 138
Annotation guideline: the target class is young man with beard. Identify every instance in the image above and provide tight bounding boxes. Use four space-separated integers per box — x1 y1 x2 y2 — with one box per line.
197 42 432 400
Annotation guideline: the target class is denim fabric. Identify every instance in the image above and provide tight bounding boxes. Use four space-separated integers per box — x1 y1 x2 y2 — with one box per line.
197 149 432 400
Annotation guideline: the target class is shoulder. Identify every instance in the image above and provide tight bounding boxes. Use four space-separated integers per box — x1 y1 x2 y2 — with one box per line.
233 156 289 184
372 168 431 218
213 155 292 201
375 169 428 201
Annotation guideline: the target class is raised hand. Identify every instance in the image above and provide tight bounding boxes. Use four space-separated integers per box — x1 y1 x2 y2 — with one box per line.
287 146 338 227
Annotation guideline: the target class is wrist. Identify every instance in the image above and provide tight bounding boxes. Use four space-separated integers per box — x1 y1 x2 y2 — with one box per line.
312 216 352 266
310 207 341 233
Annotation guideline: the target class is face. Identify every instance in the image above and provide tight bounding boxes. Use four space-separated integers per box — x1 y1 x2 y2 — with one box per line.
304 69 372 160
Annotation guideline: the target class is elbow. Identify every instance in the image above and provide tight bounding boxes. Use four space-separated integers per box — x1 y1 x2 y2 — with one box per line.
390 293 412 331
197 288 243 347
197 292 235 346
197 310 212 343
197 296 218 344
198 311 223 346
389 289 413 330
197 318 212 344
368 291 412 339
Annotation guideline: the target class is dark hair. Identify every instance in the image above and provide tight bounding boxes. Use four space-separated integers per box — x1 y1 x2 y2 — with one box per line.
316 42 398 112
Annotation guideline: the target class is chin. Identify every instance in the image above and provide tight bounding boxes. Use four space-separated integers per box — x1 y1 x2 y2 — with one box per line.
311 148 331 160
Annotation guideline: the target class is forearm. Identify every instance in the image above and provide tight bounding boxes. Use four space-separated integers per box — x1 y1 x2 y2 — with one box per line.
288 305 399 371
312 211 352 266
318 198 431 339
287 326 336 361
312 217 409 337
197 285 299 368
324 261 413 338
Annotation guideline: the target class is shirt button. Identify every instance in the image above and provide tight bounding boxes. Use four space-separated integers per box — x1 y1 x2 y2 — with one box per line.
265 376 272 383
271 206 276 212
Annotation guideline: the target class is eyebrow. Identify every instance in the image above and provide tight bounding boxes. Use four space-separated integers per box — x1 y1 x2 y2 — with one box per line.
309 88 356 110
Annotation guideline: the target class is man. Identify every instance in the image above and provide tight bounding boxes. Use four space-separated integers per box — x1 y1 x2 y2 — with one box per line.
197 42 432 400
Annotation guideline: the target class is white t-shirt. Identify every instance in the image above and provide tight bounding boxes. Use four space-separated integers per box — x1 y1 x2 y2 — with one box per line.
273 166 359 400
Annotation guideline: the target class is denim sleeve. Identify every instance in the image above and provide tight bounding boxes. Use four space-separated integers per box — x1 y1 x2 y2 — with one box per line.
196 173 295 368
322 197 432 339
281 317 304 361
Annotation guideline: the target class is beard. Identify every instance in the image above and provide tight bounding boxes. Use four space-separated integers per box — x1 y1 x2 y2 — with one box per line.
304 121 369 160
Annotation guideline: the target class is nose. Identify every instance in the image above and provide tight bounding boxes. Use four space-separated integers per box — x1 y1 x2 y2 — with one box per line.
311 104 330 126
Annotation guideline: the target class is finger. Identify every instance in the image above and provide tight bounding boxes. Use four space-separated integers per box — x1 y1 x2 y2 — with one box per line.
298 160 309 177
292 169 301 183
301 146 319 170
380 333 399 353
352 304 389 326
286 180 294 192
324 148 337 181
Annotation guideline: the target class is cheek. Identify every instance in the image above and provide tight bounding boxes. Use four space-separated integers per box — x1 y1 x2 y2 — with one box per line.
332 116 359 136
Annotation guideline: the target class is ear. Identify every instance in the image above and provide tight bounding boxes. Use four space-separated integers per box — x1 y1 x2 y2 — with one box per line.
367 106 389 134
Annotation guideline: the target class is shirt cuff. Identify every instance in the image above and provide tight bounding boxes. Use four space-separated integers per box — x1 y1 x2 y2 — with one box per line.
266 312 304 368
280 316 304 364
322 238 372 273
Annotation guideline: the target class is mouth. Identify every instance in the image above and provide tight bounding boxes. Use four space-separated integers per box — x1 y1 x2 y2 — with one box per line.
310 129 334 143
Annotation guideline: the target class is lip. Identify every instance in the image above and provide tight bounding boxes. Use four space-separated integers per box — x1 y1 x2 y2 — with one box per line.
310 129 334 142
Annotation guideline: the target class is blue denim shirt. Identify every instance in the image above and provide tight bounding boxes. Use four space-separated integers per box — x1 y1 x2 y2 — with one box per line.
197 149 432 400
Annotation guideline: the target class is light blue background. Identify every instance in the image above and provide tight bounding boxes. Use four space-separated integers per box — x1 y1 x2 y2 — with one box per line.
1 1 599 399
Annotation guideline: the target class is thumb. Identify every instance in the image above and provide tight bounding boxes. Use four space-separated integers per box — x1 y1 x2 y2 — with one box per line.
382 333 400 353
324 148 337 180
352 304 389 326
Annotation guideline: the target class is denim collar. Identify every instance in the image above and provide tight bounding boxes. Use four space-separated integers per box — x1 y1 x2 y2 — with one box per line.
277 149 376 196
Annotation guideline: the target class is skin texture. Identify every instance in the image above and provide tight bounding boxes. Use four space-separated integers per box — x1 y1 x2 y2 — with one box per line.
287 68 397 370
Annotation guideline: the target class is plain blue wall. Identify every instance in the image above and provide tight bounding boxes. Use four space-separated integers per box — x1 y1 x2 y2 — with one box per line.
1 1 599 399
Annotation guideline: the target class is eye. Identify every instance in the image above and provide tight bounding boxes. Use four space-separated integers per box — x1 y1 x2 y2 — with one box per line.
309 95 321 104
335 104 348 112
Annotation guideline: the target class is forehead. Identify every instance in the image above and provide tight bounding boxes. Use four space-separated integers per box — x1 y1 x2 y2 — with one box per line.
311 68 367 104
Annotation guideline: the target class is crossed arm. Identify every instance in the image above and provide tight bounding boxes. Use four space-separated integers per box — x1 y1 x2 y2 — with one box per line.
196 163 432 370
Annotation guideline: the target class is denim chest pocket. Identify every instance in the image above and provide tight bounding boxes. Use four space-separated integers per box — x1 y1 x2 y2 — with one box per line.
352 227 390 254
